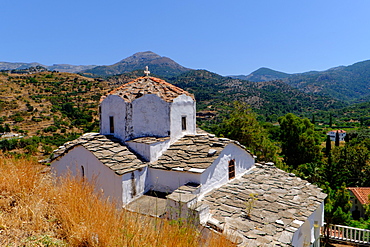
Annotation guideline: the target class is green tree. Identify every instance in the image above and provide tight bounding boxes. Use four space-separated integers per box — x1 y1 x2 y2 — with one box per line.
335 130 340 147
325 135 331 156
278 113 322 168
4 124 10 132
295 162 324 185
336 144 370 187
324 183 352 225
217 102 279 163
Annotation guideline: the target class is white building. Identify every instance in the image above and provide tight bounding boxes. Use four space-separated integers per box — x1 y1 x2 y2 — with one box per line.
327 129 346 142
51 71 326 246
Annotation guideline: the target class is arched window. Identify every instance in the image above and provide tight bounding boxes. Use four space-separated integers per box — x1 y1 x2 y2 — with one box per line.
81 165 85 177
181 116 187 131
109 116 114 133
228 159 235 179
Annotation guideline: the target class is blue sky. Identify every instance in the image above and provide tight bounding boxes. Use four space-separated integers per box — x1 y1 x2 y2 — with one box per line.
2 0 370 75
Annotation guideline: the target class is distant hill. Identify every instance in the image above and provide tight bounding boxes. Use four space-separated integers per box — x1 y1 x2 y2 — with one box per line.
0 62 44 71
47 64 97 73
233 60 370 102
283 61 370 102
0 62 96 73
81 51 191 77
230 67 290 82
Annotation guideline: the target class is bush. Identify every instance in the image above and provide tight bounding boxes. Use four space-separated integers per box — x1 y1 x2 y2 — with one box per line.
13 116 24 123
43 126 58 133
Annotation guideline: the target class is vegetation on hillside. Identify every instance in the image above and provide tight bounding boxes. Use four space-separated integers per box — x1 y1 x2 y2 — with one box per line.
0 155 235 246
0 71 109 157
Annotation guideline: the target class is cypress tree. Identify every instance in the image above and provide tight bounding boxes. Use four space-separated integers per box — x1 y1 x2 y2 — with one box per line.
329 113 333 127
326 134 331 156
344 133 349 143
335 130 340 147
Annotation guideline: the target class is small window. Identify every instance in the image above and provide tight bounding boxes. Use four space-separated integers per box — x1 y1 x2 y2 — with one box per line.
228 159 235 179
81 165 85 177
109 116 114 133
182 116 187 131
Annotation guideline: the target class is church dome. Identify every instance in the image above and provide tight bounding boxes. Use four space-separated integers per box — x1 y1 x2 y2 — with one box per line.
103 76 195 103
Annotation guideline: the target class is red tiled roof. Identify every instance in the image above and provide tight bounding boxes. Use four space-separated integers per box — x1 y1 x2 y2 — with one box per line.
327 129 346 134
348 187 370 204
101 76 195 103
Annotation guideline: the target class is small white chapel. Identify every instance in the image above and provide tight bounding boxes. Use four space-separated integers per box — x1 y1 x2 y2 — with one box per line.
51 67 326 246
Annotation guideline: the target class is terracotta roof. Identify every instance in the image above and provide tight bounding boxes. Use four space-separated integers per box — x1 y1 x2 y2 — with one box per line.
150 133 249 171
101 76 195 103
327 129 346 134
202 163 327 246
51 133 146 175
348 187 370 204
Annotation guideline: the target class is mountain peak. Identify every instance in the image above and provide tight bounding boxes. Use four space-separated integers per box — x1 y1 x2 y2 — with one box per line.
118 51 161 63
82 51 191 77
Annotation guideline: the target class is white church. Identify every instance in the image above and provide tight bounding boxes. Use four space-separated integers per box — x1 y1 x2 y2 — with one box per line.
51 68 326 246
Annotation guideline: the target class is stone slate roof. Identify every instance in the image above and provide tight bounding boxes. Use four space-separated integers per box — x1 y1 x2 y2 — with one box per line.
126 136 170 145
348 187 370 204
151 133 249 171
102 76 195 103
51 133 145 175
52 132 247 175
201 163 327 246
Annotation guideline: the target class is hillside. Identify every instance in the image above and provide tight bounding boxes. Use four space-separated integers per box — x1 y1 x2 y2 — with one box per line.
283 61 370 102
0 71 110 156
81 51 191 77
235 60 370 102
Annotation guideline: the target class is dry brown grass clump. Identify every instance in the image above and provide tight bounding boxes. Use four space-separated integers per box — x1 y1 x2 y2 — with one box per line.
0 155 235 247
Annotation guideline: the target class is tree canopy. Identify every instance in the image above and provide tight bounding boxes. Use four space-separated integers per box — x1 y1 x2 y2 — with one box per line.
278 113 322 168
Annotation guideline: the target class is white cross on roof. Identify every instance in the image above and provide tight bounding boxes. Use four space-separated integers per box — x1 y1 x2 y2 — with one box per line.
144 66 150 77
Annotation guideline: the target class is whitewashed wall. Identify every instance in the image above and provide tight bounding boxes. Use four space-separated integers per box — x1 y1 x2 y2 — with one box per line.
200 143 254 195
132 94 170 139
147 168 201 193
100 95 128 141
126 139 170 162
291 201 324 247
121 167 148 205
51 146 123 206
170 95 196 143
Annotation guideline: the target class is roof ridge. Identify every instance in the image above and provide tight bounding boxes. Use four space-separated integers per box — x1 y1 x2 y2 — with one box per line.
103 76 194 103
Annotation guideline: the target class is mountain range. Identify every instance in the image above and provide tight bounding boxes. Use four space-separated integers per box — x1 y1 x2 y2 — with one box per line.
231 61 370 102
3 51 370 102
0 62 96 73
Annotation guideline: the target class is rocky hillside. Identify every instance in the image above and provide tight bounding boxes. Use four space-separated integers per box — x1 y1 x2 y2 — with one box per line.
81 51 191 77
0 71 109 136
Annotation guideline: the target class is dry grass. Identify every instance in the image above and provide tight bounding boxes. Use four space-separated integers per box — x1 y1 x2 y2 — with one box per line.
0 155 235 247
